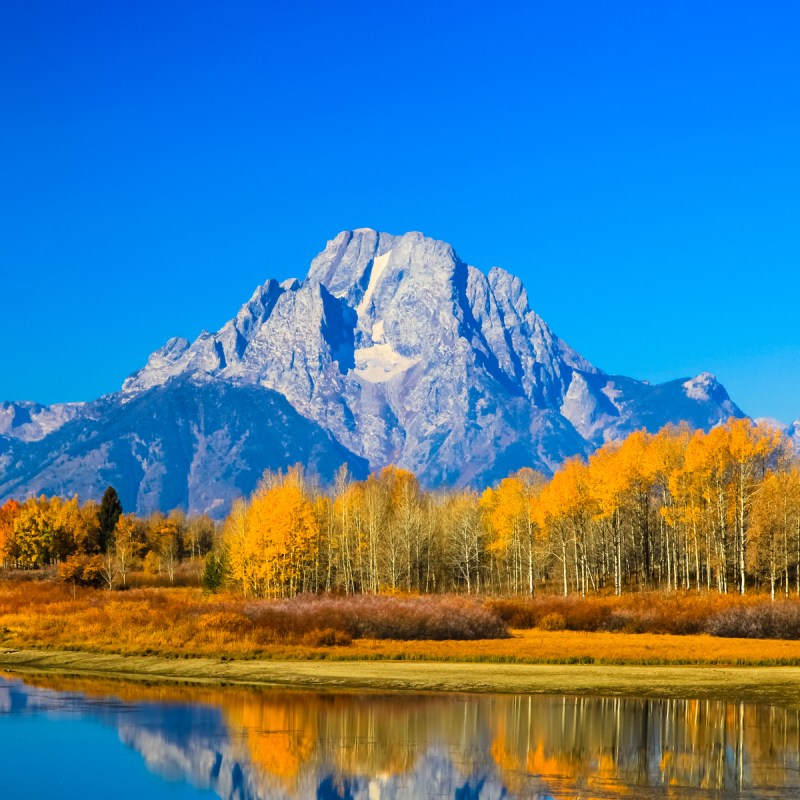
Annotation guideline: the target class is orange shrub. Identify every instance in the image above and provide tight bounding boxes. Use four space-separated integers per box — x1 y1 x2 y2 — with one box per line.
539 612 567 631
301 628 353 647
244 594 508 641
486 592 775 635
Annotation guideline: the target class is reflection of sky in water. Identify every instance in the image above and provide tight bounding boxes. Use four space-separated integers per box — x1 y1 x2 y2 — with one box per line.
1 676 799 799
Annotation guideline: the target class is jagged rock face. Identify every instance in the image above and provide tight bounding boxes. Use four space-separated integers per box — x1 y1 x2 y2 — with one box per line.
0 229 747 515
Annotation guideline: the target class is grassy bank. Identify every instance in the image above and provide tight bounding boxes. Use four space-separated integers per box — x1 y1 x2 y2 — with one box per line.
5 579 800 706
3 647 800 708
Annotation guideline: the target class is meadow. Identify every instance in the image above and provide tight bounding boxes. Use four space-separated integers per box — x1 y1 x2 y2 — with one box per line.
4 581 800 666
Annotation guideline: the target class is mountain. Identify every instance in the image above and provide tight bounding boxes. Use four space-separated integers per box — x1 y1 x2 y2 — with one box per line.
0 378 367 517
0 229 746 516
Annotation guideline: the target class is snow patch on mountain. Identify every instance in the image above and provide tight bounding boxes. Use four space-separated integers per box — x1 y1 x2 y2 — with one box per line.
354 342 420 383
356 250 392 318
683 372 719 401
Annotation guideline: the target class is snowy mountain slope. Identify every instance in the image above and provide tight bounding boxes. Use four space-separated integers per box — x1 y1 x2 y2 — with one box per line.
561 370 742 445
0 228 747 515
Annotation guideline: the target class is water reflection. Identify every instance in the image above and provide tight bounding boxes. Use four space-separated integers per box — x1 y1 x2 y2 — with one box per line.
1 674 799 799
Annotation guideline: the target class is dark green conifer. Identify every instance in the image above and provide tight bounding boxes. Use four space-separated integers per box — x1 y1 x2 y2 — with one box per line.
98 486 122 553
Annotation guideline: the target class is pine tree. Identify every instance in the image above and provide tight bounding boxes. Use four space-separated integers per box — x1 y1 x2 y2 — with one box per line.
202 551 226 593
98 486 122 553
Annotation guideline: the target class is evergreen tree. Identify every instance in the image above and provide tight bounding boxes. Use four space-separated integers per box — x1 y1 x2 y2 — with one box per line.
202 551 226 593
98 486 122 553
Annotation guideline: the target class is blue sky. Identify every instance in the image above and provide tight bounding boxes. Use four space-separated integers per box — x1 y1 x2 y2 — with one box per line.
2 1 798 421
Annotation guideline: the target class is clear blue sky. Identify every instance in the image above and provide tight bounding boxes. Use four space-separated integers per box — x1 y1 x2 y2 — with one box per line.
2 1 798 421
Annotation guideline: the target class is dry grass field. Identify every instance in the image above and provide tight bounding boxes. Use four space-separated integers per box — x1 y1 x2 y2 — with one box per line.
337 629 800 665
3 582 800 666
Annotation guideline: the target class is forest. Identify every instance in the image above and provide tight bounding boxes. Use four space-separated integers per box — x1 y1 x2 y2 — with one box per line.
1 418 799 601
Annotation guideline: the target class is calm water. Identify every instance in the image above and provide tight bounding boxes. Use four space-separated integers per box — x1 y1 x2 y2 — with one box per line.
1 675 799 799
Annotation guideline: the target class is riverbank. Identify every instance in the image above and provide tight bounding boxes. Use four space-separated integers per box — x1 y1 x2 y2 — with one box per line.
3 647 800 708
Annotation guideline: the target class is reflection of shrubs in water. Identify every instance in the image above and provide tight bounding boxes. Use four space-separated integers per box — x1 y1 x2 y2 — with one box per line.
245 594 508 641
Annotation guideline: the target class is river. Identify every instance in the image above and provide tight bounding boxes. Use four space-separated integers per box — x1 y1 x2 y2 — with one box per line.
1 673 799 798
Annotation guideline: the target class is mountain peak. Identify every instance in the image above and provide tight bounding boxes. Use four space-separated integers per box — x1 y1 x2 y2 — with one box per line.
682 372 725 403
306 229 459 305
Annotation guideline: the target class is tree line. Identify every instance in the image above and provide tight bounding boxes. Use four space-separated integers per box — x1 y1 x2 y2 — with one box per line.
1 418 798 598
224 418 797 598
0 486 217 588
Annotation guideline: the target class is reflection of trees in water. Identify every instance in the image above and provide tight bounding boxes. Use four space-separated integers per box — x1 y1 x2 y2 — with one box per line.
210 691 504 797
489 695 800 797
4 675 800 799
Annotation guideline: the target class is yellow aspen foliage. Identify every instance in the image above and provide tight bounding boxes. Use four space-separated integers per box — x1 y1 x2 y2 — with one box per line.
0 499 21 566
13 495 80 568
225 467 320 598
114 513 144 587
223 498 253 595
750 471 785 598
481 477 526 557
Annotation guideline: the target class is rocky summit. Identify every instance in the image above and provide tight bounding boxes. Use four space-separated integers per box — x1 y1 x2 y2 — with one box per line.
0 229 745 516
